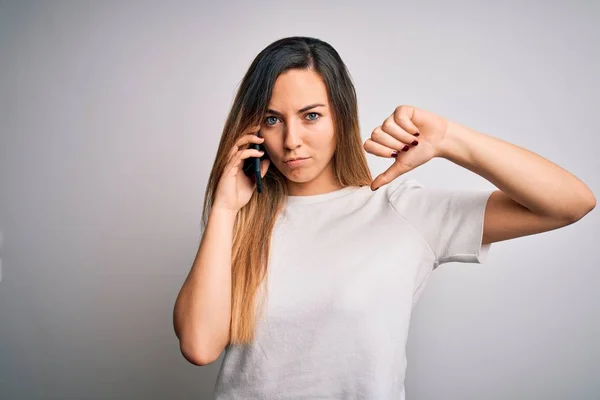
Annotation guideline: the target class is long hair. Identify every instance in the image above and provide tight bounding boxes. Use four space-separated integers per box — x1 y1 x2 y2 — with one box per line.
201 36 373 345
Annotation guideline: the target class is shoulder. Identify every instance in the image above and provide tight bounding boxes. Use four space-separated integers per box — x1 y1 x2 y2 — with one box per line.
384 177 425 203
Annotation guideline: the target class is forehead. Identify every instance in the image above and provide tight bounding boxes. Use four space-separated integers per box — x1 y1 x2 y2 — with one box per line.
269 69 329 108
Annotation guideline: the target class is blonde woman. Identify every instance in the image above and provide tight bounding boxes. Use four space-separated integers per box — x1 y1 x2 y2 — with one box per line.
173 36 595 399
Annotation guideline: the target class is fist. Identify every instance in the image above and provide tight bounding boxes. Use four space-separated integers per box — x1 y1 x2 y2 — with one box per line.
363 105 449 190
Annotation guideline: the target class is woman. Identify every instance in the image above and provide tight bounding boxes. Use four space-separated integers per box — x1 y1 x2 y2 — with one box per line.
173 36 595 399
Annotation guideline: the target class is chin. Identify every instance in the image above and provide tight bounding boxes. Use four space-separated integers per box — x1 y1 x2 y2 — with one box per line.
284 170 324 184
278 159 329 183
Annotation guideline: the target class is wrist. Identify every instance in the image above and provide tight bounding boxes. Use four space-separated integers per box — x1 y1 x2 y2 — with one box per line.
436 120 467 161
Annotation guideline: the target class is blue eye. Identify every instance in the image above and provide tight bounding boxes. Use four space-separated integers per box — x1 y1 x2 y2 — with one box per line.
264 116 279 126
264 113 321 126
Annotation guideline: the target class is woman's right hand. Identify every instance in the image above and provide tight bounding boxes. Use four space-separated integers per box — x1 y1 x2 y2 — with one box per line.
212 125 271 214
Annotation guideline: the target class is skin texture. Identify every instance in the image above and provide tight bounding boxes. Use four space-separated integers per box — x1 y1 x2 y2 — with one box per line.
260 69 342 196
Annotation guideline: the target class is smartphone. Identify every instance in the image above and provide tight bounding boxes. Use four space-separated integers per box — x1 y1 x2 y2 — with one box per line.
242 132 268 193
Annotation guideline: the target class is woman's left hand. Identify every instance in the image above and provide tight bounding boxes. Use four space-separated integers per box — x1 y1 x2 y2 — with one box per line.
364 105 450 191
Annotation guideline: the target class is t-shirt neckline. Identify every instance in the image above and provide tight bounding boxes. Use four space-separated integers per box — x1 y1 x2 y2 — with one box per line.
285 186 361 206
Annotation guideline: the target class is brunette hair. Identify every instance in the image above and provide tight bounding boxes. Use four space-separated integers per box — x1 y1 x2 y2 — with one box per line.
202 36 372 344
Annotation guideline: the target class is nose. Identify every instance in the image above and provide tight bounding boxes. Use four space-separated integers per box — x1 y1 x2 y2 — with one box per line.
284 120 303 150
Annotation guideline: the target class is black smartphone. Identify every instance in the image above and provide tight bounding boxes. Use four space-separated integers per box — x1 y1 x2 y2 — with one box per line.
242 133 268 193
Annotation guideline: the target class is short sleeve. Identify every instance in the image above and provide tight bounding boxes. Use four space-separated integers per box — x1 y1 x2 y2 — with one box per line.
386 178 495 267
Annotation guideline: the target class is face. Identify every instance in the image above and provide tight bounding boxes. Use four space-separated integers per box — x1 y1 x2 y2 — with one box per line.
260 69 340 196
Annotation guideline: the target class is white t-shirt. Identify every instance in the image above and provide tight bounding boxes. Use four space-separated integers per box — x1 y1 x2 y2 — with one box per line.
213 178 494 399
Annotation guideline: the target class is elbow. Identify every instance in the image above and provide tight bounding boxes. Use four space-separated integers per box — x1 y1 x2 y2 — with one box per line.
586 192 596 214
178 337 224 366
571 193 596 222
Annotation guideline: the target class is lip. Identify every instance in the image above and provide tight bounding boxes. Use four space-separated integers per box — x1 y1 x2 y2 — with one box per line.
285 157 310 168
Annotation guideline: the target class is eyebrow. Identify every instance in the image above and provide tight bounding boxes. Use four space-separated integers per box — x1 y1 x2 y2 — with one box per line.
266 103 326 116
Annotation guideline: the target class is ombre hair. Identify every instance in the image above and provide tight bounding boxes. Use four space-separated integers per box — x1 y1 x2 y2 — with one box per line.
201 36 372 345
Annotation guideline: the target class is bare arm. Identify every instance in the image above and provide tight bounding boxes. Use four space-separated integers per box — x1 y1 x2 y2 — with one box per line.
173 127 267 365
173 207 237 366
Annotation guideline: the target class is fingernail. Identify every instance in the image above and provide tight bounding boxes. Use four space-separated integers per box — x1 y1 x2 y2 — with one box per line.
414 132 420 137
402 145 410 151
411 140 419 146
391 151 398 158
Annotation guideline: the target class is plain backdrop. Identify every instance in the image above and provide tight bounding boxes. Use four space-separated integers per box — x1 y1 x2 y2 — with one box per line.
0 1 598 399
